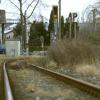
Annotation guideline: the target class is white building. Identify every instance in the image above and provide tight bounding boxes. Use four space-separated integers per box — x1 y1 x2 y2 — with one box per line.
4 24 16 39
5 30 14 39
6 39 20 56
0 24 16 44
0 24 2 44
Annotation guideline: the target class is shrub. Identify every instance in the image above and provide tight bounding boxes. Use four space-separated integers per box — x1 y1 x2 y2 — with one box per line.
47 61 57 67
48 40 97 66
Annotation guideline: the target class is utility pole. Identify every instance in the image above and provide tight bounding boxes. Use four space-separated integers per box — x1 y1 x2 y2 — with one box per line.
2 23 4 44
58 0 61 39
92 9 96 33
74 22 76 40
69 13 72 40
24 12 29 55
73 13 77 40
0 10 6 44
53 6 58 44
69 12 77 40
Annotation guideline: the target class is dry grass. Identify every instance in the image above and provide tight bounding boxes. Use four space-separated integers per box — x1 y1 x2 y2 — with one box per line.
7 56 48 67
75 64 100 76
0 55 5 65
48 40 98 66
47 60 57 67
25 56 48 67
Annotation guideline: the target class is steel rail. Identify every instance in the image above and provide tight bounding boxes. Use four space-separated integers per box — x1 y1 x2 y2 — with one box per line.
3 63 14 100
29 64 100 98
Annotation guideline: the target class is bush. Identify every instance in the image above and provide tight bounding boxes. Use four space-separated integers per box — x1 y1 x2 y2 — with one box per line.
47 61 57 67
48 40 97 66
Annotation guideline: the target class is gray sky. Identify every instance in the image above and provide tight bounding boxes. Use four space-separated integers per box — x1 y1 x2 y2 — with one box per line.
0 0 95 22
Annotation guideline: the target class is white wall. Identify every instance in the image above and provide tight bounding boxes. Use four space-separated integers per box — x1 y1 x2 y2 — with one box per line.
5 31 14 39
6 40 20 56
0 24 2 44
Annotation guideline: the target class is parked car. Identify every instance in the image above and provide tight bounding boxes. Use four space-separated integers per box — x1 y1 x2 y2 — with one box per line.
0 45 6 54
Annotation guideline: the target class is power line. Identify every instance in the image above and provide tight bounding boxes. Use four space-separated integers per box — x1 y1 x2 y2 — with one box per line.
6 12 19 15
58 0 61 39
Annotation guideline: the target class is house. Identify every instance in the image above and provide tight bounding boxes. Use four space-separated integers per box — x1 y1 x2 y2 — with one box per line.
5 29 14 39
0 24 2 44
0 23 16 44
4 24 16 39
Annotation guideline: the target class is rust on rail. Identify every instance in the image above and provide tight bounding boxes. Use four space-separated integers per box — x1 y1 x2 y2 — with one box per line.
30 64 100 98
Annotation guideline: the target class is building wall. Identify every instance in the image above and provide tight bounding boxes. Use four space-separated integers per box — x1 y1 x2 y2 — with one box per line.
0 24 2 44
4 24 16 40
5 31 14 39
6 40 20 56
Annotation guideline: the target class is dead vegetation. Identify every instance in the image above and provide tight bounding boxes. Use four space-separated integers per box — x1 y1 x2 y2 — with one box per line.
0 55 5 66
47 40 100 76
75 64 100 76
48 40 98 66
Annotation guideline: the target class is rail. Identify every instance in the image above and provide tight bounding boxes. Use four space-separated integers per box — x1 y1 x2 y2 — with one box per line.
3 63 14 100
29 64 100 98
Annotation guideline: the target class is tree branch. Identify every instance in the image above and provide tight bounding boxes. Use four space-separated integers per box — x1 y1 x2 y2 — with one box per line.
9 0 20 11
22 0 27 5
27 0 40 19
25 0 36 14
39 0 49 8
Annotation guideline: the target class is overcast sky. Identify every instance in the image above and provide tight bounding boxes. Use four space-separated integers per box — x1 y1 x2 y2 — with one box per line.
0 0 96 22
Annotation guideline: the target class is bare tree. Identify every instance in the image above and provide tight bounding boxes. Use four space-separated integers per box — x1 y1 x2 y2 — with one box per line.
8 0 40 50
80 1 100 42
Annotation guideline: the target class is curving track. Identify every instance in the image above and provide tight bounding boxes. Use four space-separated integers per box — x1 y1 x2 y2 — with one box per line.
1 61 100 100
29 64 100 98
3 63 14 100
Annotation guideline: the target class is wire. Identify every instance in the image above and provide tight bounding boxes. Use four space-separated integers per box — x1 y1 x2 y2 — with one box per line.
6 12 19 15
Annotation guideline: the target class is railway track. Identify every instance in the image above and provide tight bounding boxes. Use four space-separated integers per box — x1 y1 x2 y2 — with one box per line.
1 61 100 100
2 63 14 100
30 64 100 97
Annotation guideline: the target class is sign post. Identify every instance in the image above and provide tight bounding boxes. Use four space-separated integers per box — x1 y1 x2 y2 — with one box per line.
0 10 6 44
68 12 77 40
52 6 58 44
58 0 61 39
69 13 72 40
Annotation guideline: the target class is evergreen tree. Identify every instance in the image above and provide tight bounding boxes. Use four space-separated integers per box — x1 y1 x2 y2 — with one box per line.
13 22 26 45
29 21 50 51
61 16 64 38
48 10 54 33
13 23 22 38
64 18 69 38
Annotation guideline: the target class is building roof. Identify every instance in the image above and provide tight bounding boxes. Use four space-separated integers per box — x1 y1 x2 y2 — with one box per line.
4 24 16 34
5 39 20 41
